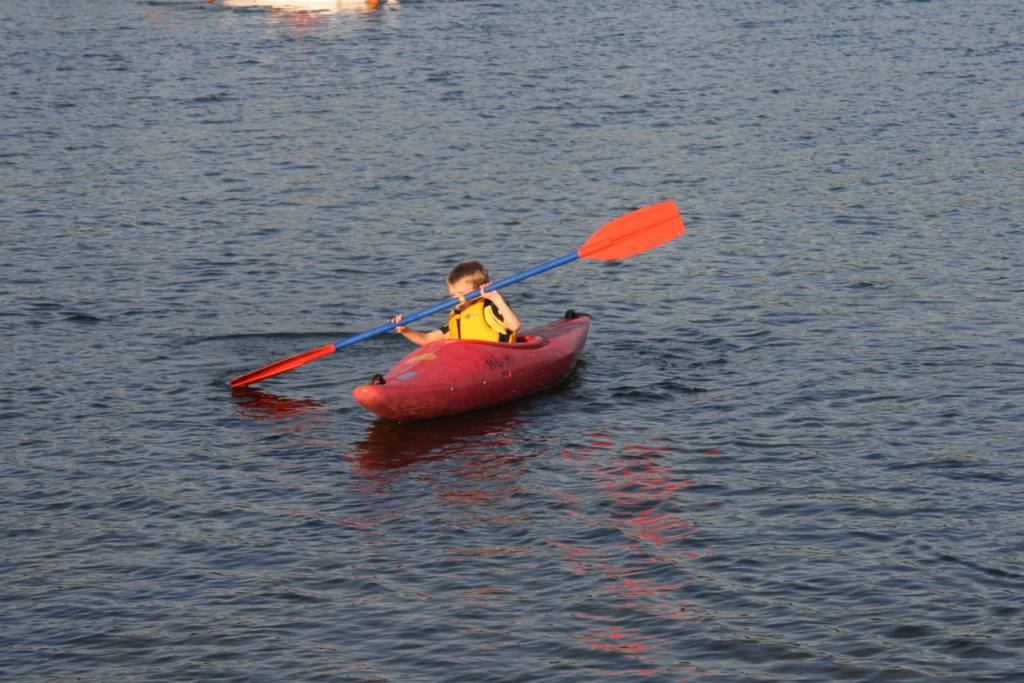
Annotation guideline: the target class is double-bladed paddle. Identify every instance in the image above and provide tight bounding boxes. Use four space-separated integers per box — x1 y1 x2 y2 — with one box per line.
229 200 685 388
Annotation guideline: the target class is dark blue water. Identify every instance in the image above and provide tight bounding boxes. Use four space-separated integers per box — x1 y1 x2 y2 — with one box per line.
3 1 1023 680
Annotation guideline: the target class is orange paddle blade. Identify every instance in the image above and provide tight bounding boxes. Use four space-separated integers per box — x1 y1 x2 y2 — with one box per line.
229 343 335 388
578 200 685 261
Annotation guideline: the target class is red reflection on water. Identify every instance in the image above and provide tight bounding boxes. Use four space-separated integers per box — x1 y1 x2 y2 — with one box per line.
344 402 524 472
582 624 657 655
231 387 338 451
549 429 718 681
571 612 679 680
342 408 541 616
608 463 697 547
343 402 535 546
231 386 324 420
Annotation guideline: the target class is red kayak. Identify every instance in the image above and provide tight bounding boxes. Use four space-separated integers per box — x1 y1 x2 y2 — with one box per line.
353 312 590 421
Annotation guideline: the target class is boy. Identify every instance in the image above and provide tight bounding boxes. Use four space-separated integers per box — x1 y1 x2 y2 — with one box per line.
391 260 521 345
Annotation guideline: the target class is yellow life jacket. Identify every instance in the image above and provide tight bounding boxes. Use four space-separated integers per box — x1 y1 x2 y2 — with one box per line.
445 299 517 343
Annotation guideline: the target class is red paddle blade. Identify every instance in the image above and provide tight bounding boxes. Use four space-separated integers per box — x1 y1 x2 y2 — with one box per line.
578 200 685 261
229 343 335 388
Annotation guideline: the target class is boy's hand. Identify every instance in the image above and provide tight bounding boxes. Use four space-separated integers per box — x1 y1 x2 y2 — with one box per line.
389 314 408 333
477 283 521 334
478 283 505 305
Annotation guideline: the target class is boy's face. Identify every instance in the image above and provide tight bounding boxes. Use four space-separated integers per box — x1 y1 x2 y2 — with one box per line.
448 276 479 305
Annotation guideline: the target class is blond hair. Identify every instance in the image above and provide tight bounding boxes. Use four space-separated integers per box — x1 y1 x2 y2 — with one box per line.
446 260 490 288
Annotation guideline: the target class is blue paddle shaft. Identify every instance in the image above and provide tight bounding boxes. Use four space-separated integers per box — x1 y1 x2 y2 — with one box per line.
331 251 580 351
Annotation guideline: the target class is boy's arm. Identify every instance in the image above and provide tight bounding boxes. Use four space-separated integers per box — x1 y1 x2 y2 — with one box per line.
481 288 521 333
390 314 445 346
398 327 444 346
